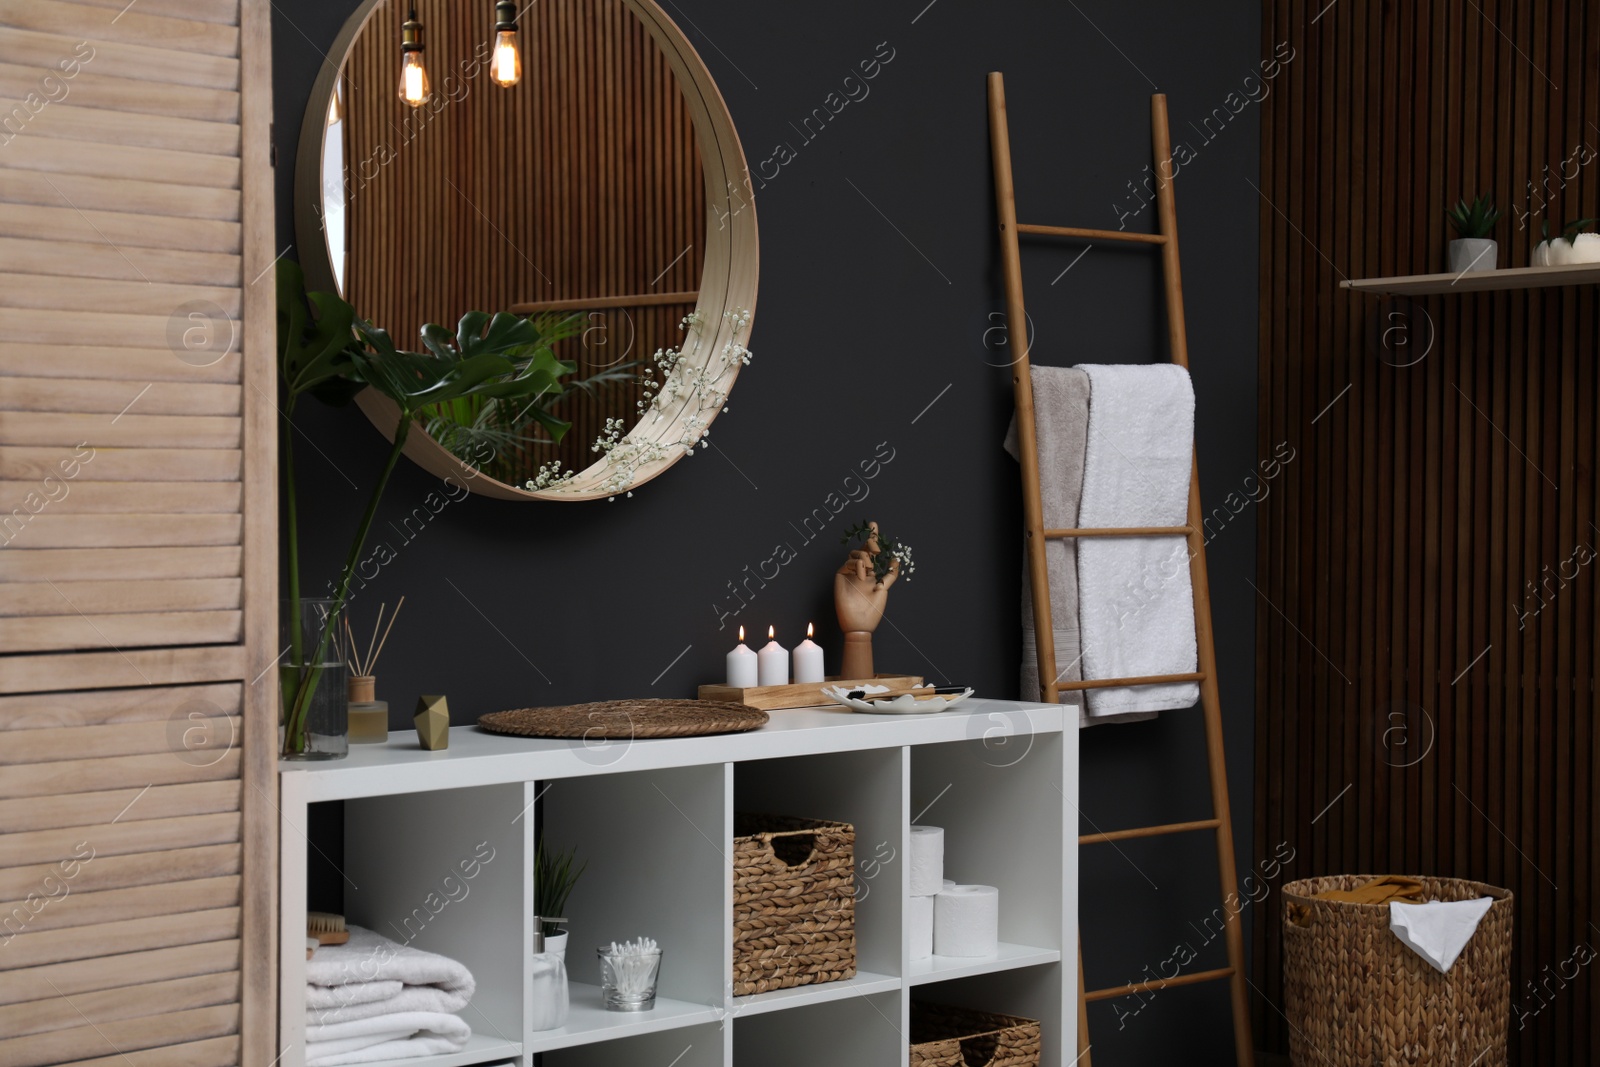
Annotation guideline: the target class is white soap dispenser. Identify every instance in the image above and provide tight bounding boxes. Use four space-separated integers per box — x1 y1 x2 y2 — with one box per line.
529 915 570 1031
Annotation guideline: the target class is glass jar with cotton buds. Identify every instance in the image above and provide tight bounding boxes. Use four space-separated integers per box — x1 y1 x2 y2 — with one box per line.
597 937 662 1012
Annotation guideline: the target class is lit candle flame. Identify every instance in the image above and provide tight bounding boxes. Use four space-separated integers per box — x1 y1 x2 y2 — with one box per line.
738 625 745 642
807 622 814 639
768 625 775 640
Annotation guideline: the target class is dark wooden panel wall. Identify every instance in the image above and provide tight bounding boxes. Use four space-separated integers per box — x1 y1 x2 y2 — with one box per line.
1256 1 1599 1062
342 0 705 474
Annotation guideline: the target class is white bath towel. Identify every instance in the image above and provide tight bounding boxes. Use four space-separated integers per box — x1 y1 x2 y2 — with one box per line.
305 980 403 1011
306 926 475 1002
308 982 472 1026
1005 367 1161 727
304 926 476 1064
1076 364 1201 716
1389 897 1495 974
304 1011 472 1065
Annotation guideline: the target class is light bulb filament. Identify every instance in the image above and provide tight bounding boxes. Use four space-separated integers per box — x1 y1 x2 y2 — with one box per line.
491 29 521 87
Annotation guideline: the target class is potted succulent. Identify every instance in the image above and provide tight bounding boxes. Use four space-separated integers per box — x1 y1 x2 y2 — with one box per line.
1445 194 1502 272
534 842 586 959
1532 217 1600 266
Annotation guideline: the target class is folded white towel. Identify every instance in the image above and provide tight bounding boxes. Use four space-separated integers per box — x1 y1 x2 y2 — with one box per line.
306 981 403 1011
1075 364 1200 716
306 926 475 1002
305 1010 471 1066
308 982 473 1026
1389 897 1495 973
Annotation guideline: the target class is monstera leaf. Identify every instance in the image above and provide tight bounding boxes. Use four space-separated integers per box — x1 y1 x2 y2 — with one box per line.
276 261 363 407
350 314 563 423
272 262 595 756
412 312 584 459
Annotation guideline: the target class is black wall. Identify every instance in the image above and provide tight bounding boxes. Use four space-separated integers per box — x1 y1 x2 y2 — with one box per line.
273 2 1263 1060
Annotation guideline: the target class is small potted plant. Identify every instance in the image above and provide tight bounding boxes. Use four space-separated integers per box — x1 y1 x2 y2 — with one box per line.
534 842 586 959
1532 217 1600 265
1445 194 1501 272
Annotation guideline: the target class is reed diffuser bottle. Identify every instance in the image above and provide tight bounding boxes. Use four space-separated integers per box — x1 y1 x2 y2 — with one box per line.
341 599 404 744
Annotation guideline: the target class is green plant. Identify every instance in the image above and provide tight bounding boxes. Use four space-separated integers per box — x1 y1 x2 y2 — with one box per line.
1541 216 1599 245
275 262 582 754
534 842 587 937
420 311 578 468
841 521 916 585
1445 194 1502 239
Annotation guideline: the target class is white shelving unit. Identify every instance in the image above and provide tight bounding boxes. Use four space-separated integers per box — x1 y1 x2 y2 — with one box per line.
279 699 1079 1067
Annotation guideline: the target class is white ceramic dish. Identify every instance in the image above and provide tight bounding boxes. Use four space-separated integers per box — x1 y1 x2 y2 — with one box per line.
820 684 976 715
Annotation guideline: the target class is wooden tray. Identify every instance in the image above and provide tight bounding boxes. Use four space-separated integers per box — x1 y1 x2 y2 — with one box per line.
698 674 924 711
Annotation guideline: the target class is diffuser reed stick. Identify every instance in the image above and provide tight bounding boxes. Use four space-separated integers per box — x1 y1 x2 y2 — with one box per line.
339 598 406 677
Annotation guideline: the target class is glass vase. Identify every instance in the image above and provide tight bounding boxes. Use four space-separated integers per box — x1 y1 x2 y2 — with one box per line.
280 598 349 760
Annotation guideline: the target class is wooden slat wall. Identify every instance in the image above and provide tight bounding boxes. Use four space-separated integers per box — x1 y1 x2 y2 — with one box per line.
341 0 705 477
1257 2 1598 1062
0 0 276 1064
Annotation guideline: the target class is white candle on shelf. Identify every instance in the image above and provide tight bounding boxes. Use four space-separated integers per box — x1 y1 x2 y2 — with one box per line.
792 622 825 683
726 625 758 688
757 625 789 686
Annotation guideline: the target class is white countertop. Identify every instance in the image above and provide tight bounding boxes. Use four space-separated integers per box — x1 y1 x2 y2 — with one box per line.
281 698 1067 801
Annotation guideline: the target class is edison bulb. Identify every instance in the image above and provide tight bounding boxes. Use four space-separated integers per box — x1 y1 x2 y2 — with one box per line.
490 29 521 87
398 51 431 107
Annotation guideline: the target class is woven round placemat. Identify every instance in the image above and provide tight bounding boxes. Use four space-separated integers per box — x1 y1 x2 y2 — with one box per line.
478 699 768 740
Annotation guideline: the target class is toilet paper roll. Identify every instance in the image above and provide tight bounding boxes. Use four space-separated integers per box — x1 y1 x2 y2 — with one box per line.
909 893 934 960
909 825 945 896
934 884 999 957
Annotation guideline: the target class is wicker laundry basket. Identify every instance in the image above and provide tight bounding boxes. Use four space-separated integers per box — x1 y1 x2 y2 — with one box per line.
909 1002 1041 1067
732 814 856 996
1282 875 1513 1066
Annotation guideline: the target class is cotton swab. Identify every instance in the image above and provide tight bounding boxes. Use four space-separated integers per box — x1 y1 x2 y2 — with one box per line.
603 937 661 997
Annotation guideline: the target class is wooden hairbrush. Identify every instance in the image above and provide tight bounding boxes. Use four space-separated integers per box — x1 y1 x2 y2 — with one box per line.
307 911 350 945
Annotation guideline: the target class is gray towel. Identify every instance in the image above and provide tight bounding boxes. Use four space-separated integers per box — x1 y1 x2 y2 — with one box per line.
1006 367 1156 727
1003 367 1088 700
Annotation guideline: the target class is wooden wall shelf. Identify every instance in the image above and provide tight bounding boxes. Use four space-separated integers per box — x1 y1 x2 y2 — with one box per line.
1340 262 1600 295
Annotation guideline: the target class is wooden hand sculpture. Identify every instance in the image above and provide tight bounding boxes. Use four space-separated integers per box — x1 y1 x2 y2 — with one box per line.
834 521 900 679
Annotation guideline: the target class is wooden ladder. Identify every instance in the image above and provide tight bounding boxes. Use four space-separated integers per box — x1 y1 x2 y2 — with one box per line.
986 73 1255 1067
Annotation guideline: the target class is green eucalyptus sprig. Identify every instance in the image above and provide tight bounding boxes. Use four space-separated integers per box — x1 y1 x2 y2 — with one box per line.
841 521 916 585
1445 194 1502 239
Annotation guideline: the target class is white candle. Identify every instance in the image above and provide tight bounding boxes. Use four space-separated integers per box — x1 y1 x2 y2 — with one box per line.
792 622 824 683
726 625 758 688
757 625 789 686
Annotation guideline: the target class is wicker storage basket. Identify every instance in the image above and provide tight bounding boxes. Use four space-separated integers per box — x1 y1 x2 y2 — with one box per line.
732 814 856 996
909 1002 1041 1067
1282 875 1513 1066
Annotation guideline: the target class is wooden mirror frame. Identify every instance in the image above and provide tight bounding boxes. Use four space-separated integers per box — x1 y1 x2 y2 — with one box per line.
295 0 758 501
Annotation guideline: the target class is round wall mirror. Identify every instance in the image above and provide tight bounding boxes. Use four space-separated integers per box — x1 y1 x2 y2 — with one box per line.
296 0 758 501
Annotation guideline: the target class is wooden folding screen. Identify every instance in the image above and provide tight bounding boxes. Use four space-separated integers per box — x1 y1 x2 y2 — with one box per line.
0 1 276 1064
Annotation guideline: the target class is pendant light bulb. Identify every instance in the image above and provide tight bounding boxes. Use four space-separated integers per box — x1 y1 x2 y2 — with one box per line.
490 1 521 88
398 10 431 108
